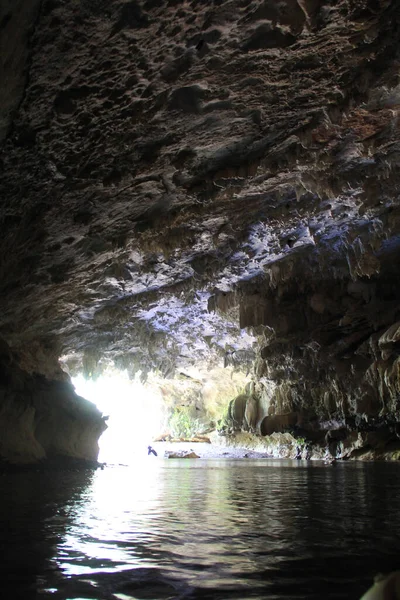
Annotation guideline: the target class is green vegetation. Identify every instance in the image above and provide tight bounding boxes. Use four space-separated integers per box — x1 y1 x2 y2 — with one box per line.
216 413 230 432
168 405 201 438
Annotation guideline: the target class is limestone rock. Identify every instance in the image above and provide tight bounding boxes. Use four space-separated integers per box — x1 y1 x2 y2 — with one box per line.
228 394 248 431
244 396 258 432
1 0 400 460
0 340 106 465
165 450 200 459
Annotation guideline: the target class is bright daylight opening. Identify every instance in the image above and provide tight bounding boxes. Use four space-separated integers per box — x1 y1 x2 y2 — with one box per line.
72 372 164 465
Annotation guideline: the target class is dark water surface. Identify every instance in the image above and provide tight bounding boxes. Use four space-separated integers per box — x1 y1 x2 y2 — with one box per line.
2 459 400 600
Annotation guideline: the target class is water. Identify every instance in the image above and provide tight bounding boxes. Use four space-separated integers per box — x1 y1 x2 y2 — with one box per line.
2 459 400 600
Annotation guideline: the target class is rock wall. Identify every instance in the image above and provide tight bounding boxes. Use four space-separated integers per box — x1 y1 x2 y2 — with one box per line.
0 340 106 465
213 246 400 458
0 0 42 140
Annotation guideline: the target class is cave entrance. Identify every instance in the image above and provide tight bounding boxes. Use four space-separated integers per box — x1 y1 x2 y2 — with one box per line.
72 372 164 464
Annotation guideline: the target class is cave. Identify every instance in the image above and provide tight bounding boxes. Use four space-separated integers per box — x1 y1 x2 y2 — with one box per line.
3 0 400 467
2 1 400 598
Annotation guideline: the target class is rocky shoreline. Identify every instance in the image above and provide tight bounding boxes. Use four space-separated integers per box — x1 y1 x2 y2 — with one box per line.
150 430 400 462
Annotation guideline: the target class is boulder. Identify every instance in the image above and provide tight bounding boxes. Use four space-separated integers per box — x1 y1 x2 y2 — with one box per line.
165 451 200 459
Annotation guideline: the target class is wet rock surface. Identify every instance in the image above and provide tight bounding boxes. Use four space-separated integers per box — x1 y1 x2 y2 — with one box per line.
2 1 400 459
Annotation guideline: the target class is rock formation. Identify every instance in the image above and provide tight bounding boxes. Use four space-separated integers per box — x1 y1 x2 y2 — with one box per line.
2 0 400 461
244 395 258 432
165 450 200 459
228 394 248 431
0 340 106 465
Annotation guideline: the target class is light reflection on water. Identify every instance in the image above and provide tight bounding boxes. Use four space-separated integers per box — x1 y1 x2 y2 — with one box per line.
2 459 400 599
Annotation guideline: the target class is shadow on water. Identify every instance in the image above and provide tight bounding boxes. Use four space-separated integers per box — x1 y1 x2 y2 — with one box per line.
0 469 95 600
1 460 400 599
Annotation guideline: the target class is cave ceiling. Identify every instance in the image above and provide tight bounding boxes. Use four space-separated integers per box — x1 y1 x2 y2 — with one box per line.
1 0 400 379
